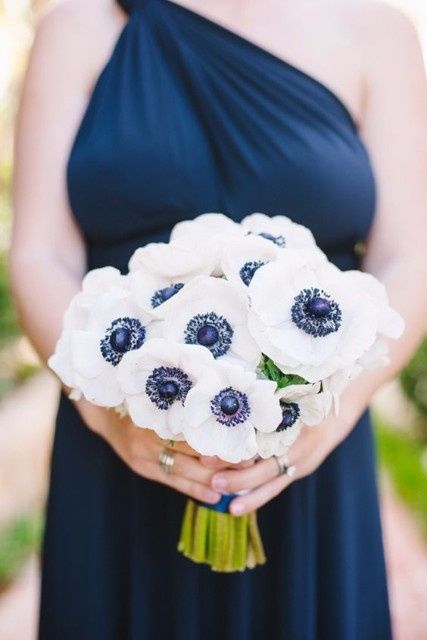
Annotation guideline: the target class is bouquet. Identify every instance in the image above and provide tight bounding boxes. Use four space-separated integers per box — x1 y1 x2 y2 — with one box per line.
49 213 403 572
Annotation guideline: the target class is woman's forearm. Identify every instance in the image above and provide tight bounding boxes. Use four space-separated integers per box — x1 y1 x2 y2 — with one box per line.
341 253 427 423
9 251 83 365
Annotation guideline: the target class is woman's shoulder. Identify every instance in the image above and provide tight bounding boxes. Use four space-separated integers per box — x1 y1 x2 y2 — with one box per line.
324 0 423 80
33 0 125 91
36 0 121 35
333 0 419 45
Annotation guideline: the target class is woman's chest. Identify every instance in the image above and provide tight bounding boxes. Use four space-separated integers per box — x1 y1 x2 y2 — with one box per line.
67 4 375 255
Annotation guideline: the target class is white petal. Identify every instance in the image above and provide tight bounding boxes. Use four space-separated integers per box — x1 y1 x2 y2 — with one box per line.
126 395 161 429
184 416 257 463
248 382 282 433
78 370 124 407
71 330 106 378
82 267 123 294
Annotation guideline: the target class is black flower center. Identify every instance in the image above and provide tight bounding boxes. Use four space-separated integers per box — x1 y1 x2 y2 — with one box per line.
146 367 192 410
100 317 145 366
239 260 266 286
158 380 179 400
291 287 342 337
184 312 234 358
220 394 240 415
247 231 286 247
151 283 184 309
197 325 219 347
276 402 300 432
211 387 251 427
307 297 332 318
110 327 131 353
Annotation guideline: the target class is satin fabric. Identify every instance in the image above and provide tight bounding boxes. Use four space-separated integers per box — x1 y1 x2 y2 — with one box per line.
39 1 391 638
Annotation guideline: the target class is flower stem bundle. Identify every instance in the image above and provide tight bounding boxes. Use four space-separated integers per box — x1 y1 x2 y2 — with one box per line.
178 499 266 572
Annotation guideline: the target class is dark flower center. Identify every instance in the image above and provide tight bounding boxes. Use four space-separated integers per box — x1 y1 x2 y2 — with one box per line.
247 231 286 247
276 402 300 432
220 394 240 415
146 367 192 410
291 287 342 337
239 260 266 286
100 317 145 366
197 324 219 347
185 312 234 358
211 387 250 427
110 327 131 353
307 297 332 318
158 380 180 400
151 283 184 308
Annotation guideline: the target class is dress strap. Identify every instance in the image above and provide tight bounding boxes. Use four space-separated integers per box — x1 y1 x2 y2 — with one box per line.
116 0 147 14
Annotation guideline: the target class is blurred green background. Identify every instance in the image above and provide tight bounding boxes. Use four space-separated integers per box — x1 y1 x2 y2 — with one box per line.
0 0 426 595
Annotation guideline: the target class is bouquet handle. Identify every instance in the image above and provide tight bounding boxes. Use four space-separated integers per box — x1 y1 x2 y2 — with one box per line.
178 497 266 572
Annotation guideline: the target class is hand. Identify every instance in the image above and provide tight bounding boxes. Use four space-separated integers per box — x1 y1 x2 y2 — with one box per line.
206 408 358 516
74 397 252 505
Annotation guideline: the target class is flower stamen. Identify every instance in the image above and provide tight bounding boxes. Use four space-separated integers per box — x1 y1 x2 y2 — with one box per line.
184 312 234 358
100 317 145 366
291 287 342 337
146 366 192 410
211 387 250 427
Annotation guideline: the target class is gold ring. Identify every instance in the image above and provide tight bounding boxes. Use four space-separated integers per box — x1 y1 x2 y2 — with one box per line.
158 448 176 475
273 455 296 478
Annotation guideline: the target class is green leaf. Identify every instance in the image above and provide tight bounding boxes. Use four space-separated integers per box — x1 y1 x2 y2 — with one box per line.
260 356 308 388
277 373 307 389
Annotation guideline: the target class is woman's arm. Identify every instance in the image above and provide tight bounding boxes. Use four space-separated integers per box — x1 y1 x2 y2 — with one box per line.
9 0 225 505
207 5 427 514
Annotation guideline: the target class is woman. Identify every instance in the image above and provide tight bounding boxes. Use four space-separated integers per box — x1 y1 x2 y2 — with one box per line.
10 0 427 638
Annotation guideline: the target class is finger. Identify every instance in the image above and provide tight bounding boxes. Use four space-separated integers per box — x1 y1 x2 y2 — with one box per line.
171 452 217 485
200 456 256 470
153 464 222 504
229 473 293 515
211 458 278 492
142 430 200 458
171 441 200 457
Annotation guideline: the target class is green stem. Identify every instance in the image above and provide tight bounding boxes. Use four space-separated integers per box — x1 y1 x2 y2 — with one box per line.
177 500 267 572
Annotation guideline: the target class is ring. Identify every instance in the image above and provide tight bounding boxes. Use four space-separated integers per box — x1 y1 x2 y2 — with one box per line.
273 455 296 478
158 447 176 475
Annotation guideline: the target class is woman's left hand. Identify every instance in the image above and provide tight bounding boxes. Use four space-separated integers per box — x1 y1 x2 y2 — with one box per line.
203 408 358 516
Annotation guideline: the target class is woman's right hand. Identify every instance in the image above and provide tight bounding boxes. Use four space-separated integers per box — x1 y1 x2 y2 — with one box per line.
74 396 225 505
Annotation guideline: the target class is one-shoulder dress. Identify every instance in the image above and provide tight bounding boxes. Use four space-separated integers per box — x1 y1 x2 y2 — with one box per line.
38 1 392 638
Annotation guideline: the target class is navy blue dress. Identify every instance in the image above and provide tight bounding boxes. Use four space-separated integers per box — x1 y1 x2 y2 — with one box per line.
39 1 392 638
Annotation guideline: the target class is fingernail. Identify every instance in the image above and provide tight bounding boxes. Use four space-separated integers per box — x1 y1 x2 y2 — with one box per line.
212 476 228 491
231 502 245 516
206 490 221 503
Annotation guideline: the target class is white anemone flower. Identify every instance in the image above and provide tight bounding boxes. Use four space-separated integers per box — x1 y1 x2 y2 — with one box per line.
129 270 189 317
221 237 326 295
248 254 404 382
159 276 261 369
48 267 155 407
117 339 214 440
183 362 282 463
220 234 280 293
241 213 319 251
170 213 242 276
171 212 241 244
323 337 392 413
128 241 214 278
256 382 329 458
48 267 126 394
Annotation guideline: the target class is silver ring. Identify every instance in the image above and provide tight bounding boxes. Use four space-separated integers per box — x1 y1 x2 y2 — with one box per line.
273 455 296 478
158 448 176 475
